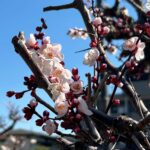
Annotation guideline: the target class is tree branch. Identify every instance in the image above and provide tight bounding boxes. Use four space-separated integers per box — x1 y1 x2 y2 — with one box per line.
43 2 75 12
126 0 145 15
0 120 17 135
12 36 52 98
34 94 57 115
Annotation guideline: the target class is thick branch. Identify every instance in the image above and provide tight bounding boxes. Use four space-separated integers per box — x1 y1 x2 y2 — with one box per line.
84 116 102 142
122 79 149 117
137 114 150 130
127 0 145 15
12 36 52 98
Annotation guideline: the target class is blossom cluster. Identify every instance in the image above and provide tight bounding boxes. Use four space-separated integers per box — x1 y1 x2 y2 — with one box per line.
19 29 92 134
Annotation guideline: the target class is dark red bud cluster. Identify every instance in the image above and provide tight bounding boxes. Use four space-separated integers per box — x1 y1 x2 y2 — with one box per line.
6 91 15 97
96 63 107 72
72 67 80 81
6 91 24 99
36 110 50 126
24 75 37 90
61 111 82 132
34 18 47 41
35 33 45 40
107 75 123 87
125 60 137 71
91 76 97 83
23 100 38 120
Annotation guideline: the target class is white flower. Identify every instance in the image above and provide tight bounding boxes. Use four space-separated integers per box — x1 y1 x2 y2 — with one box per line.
70 80 83 94
51 82 70 100
55 92 66 102
54 100 69 116
83 48 99 66
26 34 37 48
123 37 145 61
61 69 72 81
135 45 145 61
123 36 138 51
92 17 102 27
43 120 56 135
39 43 63 61
77 97 93 116
42 36 51 45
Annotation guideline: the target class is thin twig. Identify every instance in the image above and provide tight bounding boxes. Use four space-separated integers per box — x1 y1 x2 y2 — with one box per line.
93 73 109 102
43 2 75 12
86 73 92 106
34 94 57 115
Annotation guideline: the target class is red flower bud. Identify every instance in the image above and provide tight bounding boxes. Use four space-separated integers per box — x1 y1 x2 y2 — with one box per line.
6 91 15 97
91 76 97 83
112 99 120 106
36 119 44 126
15 92 24 99
36 26 42 32
43 110 49 117
72 67 78 75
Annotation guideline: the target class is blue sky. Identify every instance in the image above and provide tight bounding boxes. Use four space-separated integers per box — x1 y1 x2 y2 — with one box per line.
0 0 137 133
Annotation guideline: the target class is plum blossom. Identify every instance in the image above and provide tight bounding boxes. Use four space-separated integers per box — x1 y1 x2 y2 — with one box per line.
50 82 70 100
26 34 37 48
123 36 145 61
68 28 88 40
42 36 51 45
70 80 83 94
92 17 102 27
40 43 64 61
43 120 56 135
83 48 99 66
54 100 69 116
77 97 93 116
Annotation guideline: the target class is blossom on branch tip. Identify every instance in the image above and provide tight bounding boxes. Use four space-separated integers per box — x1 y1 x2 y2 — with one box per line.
26 34 38 49
54 100 69 117
83 48 99 66
42 120 56 135
70 80 83 94
123 36 145 61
